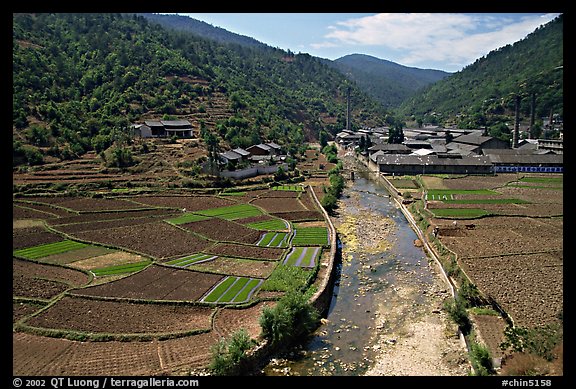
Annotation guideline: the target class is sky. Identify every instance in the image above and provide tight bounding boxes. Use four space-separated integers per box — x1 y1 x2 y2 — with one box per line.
176 13 561 73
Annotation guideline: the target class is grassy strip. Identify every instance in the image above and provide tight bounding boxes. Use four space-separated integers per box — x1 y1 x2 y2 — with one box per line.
430 208 491 218
13 240 89 260
166 213 210 225
218 278 250 302
203 277 237 303
195 204 263 220
257 233 275 247
92 260 151 276
268 232 289 248
272 185 304 192
284 247 305 266
247 219 287 231
166 254 216 267
232 279 262 303
518 177 563 184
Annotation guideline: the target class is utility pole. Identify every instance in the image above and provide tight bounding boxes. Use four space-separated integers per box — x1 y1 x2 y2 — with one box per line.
513 94 521 148
346 86 351 131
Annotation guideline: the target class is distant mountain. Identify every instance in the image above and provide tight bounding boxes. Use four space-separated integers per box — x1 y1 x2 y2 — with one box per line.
136 13 269 49
396 14 563 129
327 54 452 109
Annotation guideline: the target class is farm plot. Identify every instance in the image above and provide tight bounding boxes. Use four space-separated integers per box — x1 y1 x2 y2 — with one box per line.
13 331 221 376
247 218 288 231
256 232 290 248
460 252 563 328
127 195 235 212
13 258 90 300
205 243 285 260
178 217 262 244
187 257 277 279
13 226 64 250
251 197 308 213
283 246 321 268
69 250 149 272
70 264 224 302
166 253 218 267
201 276 263 304
13 240 89 260
13 203 59 220
213 301 276 339
22 296 214 335
271 184 304 192
291 226 329 246
270 210 324 222
193 203 264 220
47 208 179 227
71 221 212 260
13 200 74 217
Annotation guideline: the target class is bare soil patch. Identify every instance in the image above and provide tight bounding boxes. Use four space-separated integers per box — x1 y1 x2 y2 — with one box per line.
129 195 235 211
180 218 262 244
13 258 90 300
72 221 213 260
25 295 214 334
70 264 223 302
205 243 285 260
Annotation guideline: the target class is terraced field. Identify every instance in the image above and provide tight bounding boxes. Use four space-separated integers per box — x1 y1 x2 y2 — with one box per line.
12 184 331 375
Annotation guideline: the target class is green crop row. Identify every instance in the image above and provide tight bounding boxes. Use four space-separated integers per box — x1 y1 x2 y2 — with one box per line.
166 213 210 225
13 240 88 260
272 185 304 192
166 253 217 267
257 232 289 248
291 227 329 246
202 276 262 304
247 219 287 231
92 260 151 276
195 204 263 220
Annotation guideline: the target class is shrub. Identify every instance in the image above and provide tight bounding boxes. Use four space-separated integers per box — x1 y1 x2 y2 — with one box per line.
469 340 495 375
260 291 320 348
209 329 255 376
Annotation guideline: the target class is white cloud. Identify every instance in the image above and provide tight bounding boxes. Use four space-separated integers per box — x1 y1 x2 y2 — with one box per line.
315 13 560 70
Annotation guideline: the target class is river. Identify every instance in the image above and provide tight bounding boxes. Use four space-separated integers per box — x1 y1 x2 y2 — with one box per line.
262 156 469 376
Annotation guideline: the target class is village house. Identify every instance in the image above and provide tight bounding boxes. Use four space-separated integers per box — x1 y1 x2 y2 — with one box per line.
132 119 194 138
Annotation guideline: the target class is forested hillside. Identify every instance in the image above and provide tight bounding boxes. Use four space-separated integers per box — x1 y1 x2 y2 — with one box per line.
13 13 388 167
328 54 451 109
397 14 563 133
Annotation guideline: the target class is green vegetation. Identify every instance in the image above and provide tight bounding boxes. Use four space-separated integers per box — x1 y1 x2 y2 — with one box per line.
291 226 329 246
248 219 287 231
13 240 88 260
260 264 312 292
209 329 256 376
501 321 563 362
444 198 529 204
166 213 210 225
202 276 262 304
195 204 263 220
271 185 304 192
166 253 216 267
469 338 495 376
397 14 563 141
91 260 151 276
256 232 290 248
259 291 320 347
13 13 389 167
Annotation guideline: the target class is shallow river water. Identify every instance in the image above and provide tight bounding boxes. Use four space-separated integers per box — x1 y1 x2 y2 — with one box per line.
262 165 441 376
